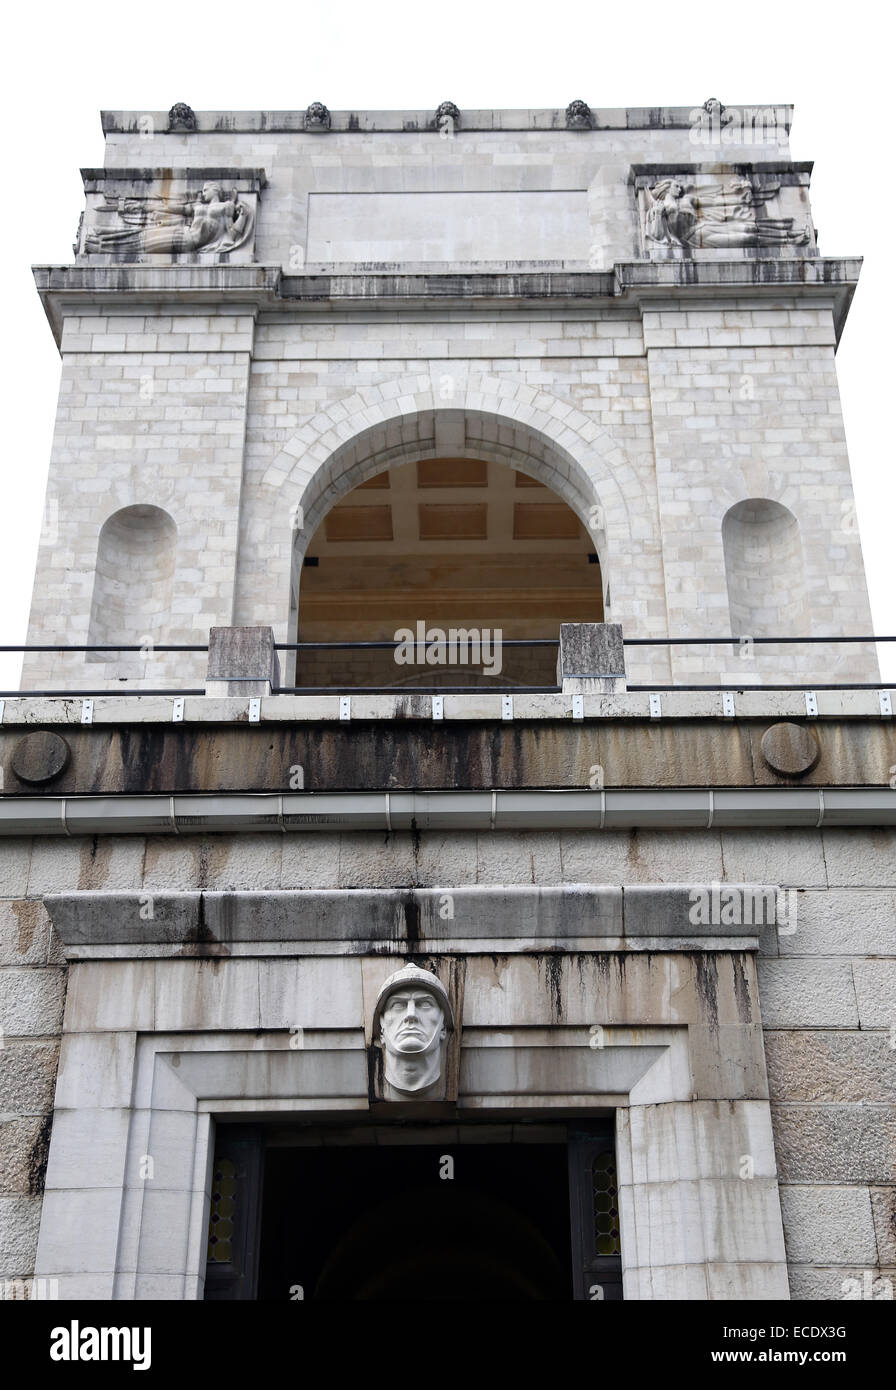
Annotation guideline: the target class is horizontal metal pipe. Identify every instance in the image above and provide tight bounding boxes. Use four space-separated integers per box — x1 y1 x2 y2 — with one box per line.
0 689 207 698
0 645 209 653
627 683 894 692
624 636 895 645
275 639 561 650
1 788 893 837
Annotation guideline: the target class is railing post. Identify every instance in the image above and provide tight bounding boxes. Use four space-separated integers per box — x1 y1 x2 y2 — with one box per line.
205 627 280 697
557 623 627 694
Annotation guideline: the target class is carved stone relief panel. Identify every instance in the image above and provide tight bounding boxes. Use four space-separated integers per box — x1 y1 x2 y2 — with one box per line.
77 167 266 264
631 164 816 257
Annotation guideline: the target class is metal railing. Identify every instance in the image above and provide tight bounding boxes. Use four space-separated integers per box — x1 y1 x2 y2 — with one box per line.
0 634 893 697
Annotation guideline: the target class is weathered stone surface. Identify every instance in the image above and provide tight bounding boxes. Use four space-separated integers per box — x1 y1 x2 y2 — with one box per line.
26 836 145 895
822 830 896 887
279 833 340 888
771 1105 896 1183
206 625 279 696
764 1031 896 1104
719 831 828 889
557 622 626 692
758 960 859 1027
760 722 820 777
0 1118 50 1196
0 900 51 966
0 843 31 899
9 732 70 786
778 889 896 956
788 1265 896 1300
3 719 892 795
0 1196 41 1267
0 969 66 1037
853 960 896 1028
47 885 773 949
870 1186 896 1265
778 1184 877 1264
560 829 725 883
475 830 563 885
0 1042 59 1116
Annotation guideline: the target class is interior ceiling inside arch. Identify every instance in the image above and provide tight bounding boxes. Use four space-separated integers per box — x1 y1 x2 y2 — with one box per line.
297 457 602 687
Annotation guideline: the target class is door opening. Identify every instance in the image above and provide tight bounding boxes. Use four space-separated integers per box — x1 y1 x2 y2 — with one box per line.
205 1120 621 1301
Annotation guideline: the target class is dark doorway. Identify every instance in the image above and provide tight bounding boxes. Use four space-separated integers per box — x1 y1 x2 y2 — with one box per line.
205 1120 621 1301
257 1137 572 1301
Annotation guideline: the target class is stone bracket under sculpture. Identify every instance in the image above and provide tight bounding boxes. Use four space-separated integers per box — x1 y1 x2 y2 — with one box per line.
631 162 816 258
77 167 267 264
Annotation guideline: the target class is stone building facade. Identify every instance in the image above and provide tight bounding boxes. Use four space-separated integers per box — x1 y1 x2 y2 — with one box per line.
0 101 893 1301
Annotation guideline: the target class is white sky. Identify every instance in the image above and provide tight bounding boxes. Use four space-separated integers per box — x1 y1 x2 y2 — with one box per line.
2 1 893 689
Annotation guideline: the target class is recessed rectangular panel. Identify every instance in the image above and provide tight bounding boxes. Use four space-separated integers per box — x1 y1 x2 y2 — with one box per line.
358 472 390 489
417 459 488 488
324 506 394 542
306 191 590 263
515 472 545 487
418 503 488 540
513 504 582 540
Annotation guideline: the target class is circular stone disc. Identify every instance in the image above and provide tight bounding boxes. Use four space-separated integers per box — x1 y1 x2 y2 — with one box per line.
10 731 71 785
760 722 820 777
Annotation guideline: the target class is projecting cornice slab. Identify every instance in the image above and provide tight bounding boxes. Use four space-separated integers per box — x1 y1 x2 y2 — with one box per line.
42 884 776 957
32 259 861 346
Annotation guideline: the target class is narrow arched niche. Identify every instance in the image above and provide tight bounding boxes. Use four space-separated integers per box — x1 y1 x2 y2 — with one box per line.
87 505 177 659
722 498 809 638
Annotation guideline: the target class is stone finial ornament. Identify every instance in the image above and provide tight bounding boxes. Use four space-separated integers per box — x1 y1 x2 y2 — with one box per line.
373 962 453 1096
565 99 593 130
167 103 197 132
702 97 725 117
433 101 461 134
304 102 331 131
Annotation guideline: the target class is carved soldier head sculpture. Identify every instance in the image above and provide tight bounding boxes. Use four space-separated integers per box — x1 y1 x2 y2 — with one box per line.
372 963 454 1097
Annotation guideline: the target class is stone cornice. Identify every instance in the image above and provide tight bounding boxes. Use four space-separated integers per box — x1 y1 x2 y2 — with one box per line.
81 166 268 189
629 160 812 181
99 105 795 136
1 687 889 724
32 258 861 346
41 885 772 957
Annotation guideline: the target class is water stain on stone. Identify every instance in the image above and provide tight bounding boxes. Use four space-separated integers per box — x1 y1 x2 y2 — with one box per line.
197 841 210 889
542 954 564 1022
78 836 113 889
11 900 42 956
732 955 753 1022
625 829 645 876
693 954 720 1029
402 895 421 950
28 1113 53 1197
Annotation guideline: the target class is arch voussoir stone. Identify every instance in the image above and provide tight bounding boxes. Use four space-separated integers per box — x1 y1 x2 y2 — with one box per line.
259 375 662 643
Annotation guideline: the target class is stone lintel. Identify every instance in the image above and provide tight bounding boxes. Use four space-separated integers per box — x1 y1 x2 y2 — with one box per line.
41 885 777 954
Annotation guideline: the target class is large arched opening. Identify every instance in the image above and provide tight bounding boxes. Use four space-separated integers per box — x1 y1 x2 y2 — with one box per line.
295 454 604 688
